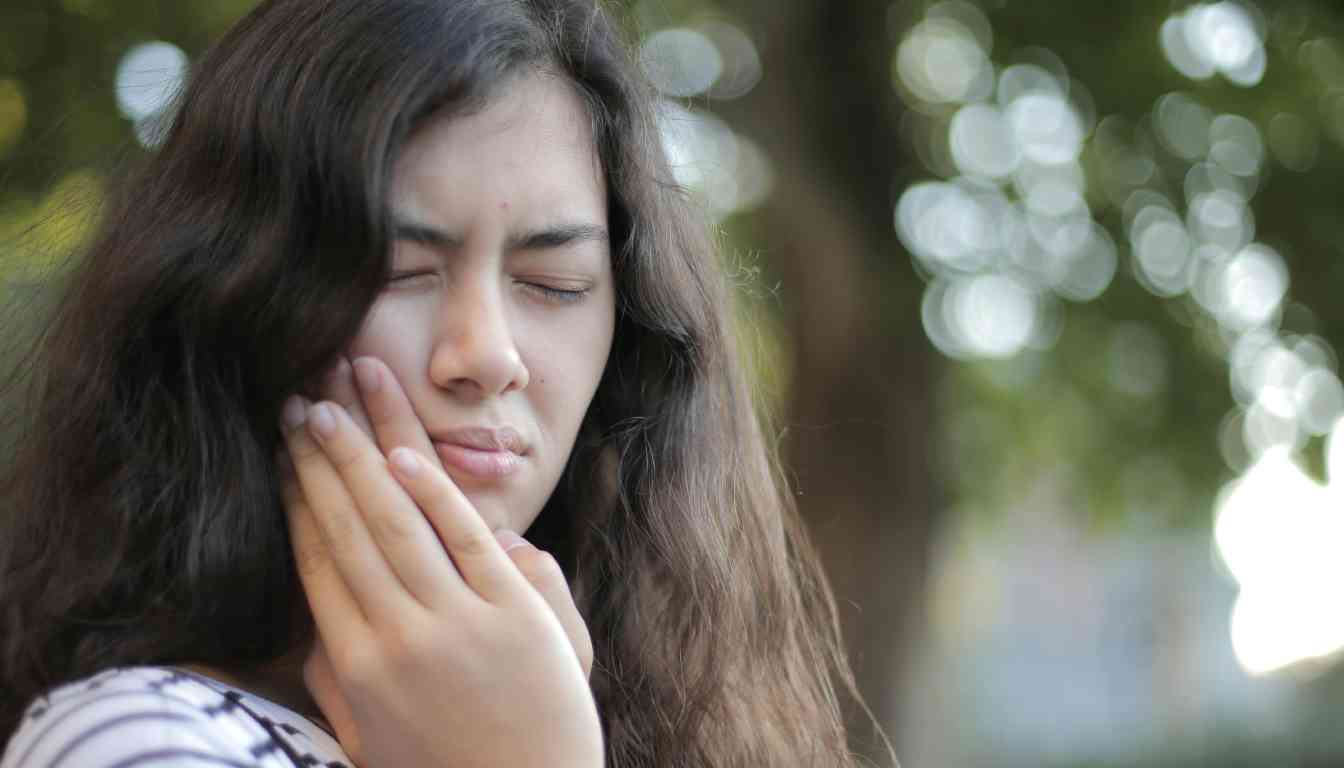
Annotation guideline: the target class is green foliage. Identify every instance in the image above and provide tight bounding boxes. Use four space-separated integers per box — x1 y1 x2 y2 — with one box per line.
913 0 1344 533
0 0 262 287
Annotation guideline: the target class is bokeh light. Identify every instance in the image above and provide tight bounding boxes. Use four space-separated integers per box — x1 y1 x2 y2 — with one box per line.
1209 114 1264 178
115 41 188 148
699 21 762 100
894 10 994 107
920 274 1042 360
1318 87 1344 148
1297 37 1344 84
657 102 774 220
894 6 1344 678
1215 243 1288 332
1161 2 1268 87
1007 90 1084 166
1154 92 1213 161
949 104 1019 179
638 18 769 219
640 27 722 98
1216 429 1344 674
1130 204 1194 297
895 5 1107 362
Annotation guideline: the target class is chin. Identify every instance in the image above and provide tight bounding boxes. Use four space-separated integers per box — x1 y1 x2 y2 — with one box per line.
457 493 521 535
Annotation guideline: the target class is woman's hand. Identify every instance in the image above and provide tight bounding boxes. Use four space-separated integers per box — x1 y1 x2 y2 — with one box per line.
302 358 595 682
279 357 602 768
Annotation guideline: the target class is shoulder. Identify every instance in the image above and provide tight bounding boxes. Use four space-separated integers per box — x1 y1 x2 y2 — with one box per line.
1 666 309 768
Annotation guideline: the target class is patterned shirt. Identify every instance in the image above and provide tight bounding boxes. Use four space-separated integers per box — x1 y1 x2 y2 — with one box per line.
1 667 352 768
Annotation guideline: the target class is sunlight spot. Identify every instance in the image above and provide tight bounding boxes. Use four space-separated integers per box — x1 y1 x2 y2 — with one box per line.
115 41 188 122
1163 2 1268 86
1217 436 1344 674
641 28 723 98
895 16 994 105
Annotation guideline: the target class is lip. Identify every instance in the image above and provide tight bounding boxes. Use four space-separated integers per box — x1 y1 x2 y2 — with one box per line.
430 426 528 455
430 426 528 480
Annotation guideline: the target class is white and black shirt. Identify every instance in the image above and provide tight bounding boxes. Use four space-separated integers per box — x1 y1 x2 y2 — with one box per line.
1 667 351 768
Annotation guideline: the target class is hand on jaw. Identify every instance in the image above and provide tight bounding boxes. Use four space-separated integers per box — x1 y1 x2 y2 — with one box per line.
277 356 600 768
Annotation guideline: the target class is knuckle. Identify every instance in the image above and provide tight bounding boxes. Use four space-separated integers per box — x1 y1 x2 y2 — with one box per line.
287 436 323 462
366 403 397 429
385 618 436 668
451 528 495 560
320 505 364 555
328 643 380 691
383 427 421 453
515 548 565 586
327 440 371 472
368 508 420 549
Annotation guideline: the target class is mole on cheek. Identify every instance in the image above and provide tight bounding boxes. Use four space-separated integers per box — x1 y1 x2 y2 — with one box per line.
499 201 510 210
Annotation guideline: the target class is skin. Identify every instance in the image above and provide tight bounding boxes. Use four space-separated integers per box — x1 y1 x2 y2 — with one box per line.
348 69 616 536
189 72 615 767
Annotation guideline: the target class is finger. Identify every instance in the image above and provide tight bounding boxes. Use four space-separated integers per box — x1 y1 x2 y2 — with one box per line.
279 450 368 636
303 639 364 766
386 446 521 602
352 356 440 469
322 357 375 440
282 396 422 624
304 400 464 609
499 532 594 679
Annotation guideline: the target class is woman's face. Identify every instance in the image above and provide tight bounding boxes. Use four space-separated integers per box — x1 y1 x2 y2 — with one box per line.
347 72 615 537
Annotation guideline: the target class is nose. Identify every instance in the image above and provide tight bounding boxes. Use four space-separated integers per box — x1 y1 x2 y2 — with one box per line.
428 275 530 400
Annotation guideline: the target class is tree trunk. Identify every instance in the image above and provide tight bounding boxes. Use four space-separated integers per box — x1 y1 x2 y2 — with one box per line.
721 1 941 763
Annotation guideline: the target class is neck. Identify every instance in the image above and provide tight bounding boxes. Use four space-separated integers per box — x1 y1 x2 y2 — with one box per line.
180 646 328 730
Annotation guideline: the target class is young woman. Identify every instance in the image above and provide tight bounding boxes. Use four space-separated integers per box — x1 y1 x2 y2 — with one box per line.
0 0 883 765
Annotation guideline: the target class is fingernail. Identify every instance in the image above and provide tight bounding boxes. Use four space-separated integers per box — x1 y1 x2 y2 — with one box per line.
353 357 381 393
309 403 337 438
389 447 420 475
494 529 530 552
282 396 307 430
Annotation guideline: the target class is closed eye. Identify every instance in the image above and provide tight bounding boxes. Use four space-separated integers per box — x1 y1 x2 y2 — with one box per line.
519 282 591 304
385 270 439 287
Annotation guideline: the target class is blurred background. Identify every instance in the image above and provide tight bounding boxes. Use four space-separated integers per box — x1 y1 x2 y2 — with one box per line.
3 0 1344 765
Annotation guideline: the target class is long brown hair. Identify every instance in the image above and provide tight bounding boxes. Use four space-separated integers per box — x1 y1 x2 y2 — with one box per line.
0 1 880 764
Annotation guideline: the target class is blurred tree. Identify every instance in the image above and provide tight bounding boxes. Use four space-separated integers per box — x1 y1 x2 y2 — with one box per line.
704 0 1344 763
708 0 938 761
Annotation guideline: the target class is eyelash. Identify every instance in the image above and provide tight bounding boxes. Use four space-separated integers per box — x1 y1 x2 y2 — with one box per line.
385 272 592 304
521 283 591 304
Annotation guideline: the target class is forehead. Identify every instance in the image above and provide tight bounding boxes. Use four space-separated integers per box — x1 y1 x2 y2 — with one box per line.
390 73 605 224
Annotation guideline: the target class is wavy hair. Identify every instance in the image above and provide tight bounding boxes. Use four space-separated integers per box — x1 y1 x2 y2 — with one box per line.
0 0 876 764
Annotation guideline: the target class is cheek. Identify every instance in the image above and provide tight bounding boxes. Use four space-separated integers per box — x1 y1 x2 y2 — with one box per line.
518 306 614 426
347 298 433 378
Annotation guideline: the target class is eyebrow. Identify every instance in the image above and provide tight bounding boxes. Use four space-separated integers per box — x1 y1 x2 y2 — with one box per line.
391 217 609 252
